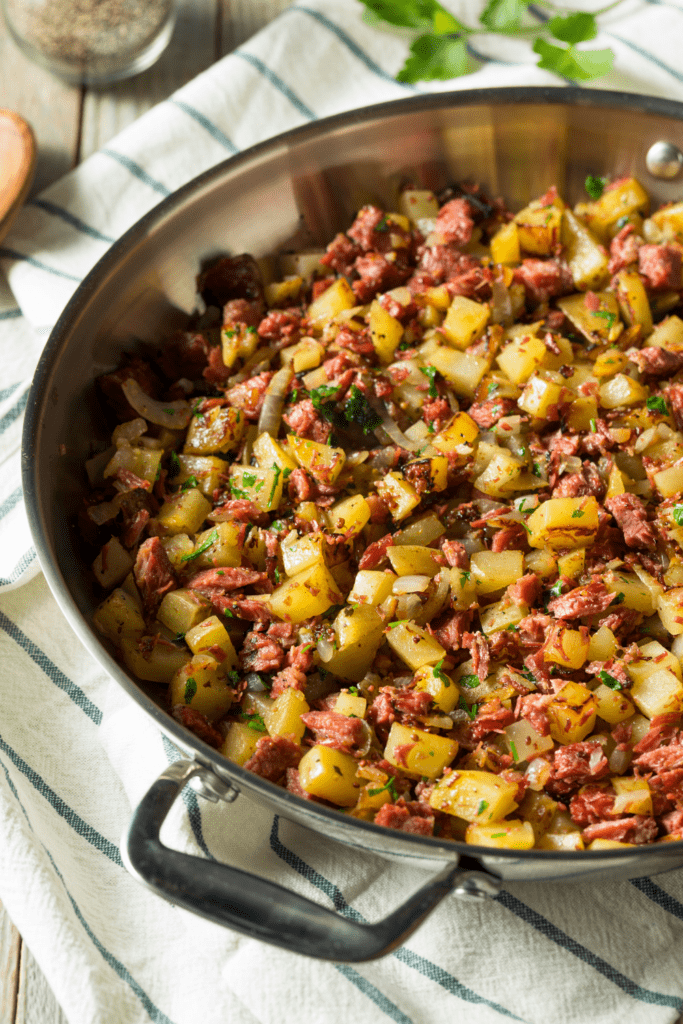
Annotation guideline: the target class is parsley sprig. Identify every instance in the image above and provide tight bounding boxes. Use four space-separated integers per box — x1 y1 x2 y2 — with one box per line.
360 0 619 84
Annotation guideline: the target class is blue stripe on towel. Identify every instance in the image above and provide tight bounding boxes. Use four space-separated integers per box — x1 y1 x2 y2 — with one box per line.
232 52 316 120
0 548 37 588
0 486 22 521
631 877 683 922
99 150 172 197
0 389 28 434
0 248 82 282
0 609 102 723
169 100 240 153
28 199 116 243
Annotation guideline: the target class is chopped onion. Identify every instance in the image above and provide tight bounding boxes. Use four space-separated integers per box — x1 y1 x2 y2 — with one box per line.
394 593 422 620
121 378 191 429
393 675 414 689
394 514 445 547
525 758 552 791
393 574 431 594
246 672 268 692
257 366 292 437
608 747 631 775
369 398 423 452
87 499 120 525
316 635 336 663
85 446 115 487
415 570 450 625
227 345 275 387
113 418 147 445
491 275 513 326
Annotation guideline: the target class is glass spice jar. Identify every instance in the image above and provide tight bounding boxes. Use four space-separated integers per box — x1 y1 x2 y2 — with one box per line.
1 0 176 86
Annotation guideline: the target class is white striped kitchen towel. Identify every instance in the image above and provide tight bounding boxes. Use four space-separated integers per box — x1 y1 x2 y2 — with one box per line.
3 2 683 1023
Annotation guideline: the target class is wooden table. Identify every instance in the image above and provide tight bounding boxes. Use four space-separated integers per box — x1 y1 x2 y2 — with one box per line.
0 3 290 1020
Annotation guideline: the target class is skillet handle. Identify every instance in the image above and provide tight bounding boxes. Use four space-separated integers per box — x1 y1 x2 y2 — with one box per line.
122 758 500 962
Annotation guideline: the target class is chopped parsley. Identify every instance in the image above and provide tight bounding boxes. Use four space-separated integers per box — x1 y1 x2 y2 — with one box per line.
459 697 478 720
477 799 489 816
647 395 669 415
594 309 616 330
268 463 282 506
183 678 197 704
532 462 542 478
181 475 199 491
348 685 360 695
549 579 563 597
310 384 341 410
673 504 683 526
505 623 518 632
228 670 240 684
223 607 235 618
571 509 585 519
229 480 251 499
375 215 390 233
273 567 282 584
173 631 185 642
459 674 480 688
509 738 519 762
585 174 608 200
169 451 181 476
344 385 383 434
180 529 218 562
433 658 450 686
590 418 597 432
490 832 507 839
613 592 625 605
388 620 409 628
419 364 439 399
368 776 399 800
615 214 630 230
239 712 267 732
599 669 622 691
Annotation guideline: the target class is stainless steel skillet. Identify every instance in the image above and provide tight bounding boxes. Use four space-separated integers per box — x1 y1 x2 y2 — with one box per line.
22 86 683 961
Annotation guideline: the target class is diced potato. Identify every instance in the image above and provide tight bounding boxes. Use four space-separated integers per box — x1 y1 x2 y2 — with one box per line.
593 684 635 725
465 820 535 850
172 455 229 499
189 521 243 569
252 432 297 472
386 621 446 670
402 455 448 493
93 588 145 643
557 549 585 580
586 839 635 850
557 291 622 346
287 435 345 487
307 277 356 329
161 533 195 568
220 722 259 766
517 374 572 420
578 177 649 239
388 545 441 578
440 295 490 350
604 570 655 615
593 350 630 379
121 637 190 684
335 691 367 718
547 682 597 745
92 537 133 590
320 605 385 682
428 345 488 397
612 777 652 816
628 640 682 685
490 221 520 265
630 668 683 719
169 654 235 722
474 449 525 497
266 688 309 742
649 314 683 351
517 790 558 837
654 460 683 499
328 494 371 537
588 626 618 662
369 300 403 364
184 406 245 456
524 548 557 579
429 769 519 822
349 569 396 606
537 832 585 851
544 625 590 669
413 664 460 714
504 719 554 764
375 471 420 521
298 745 360 806
384 722 458 780
561 208 608 291
399 189 439 223
599 373 648 409
432 411 479 452
229 465 283 512
605 464 626 499
269 562 343 623
104 444 163 486
449 567 478 609
154 488 212 536
479 596 528 635
567 394 601 432
470 550 524 595
527 496 599 550
281 532 325 577
157 588 212 635
515 198 563 255
185 615 238 668
221 324 259 368
497 333 546 384
265 276 302 308
613 268 653 337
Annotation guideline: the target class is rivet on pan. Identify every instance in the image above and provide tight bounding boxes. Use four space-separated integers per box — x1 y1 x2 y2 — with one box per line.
646 141 683 179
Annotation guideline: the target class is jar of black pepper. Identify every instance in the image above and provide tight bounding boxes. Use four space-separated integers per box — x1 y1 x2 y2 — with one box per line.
1 0 176 86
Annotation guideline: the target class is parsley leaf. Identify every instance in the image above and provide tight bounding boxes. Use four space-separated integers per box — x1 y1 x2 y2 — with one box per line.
571 509 585 519
180 529 218 562
585 174 609 200
361 0 460 32
613 592 625 605
239 712 267 732
310 384 341 409
433 658 450 686
181 475 199 492
344 385 383 434
594 309 616 330
419 364 439 399
487 381 499 396
169 450 181 476
533 40 613 82
460 674 480 688
459 697 478 720
549 579 563 597
480 0 529 34
477 798 490 815
647 395 669 415
397 33 470 83
508 738 519 762
548 11 597 44
184 678 197 704
460 570 471 585
599 669 622 691
590 418 598 432
673 504 683 526
368 776 400 800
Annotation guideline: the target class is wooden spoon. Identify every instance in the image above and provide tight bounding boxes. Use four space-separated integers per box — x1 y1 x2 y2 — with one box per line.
0 109 36 246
